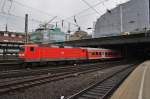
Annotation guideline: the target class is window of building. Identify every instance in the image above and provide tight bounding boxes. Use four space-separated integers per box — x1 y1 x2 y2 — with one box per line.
11 34 16 37
8 34 11 37
19 35 22 38
4 33 8 36
3 40 8 42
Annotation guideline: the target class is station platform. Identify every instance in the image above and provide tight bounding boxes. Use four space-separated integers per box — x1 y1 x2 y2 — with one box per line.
110 60 150 99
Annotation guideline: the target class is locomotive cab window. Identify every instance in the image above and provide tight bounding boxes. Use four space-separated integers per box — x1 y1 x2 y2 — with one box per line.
30 47 35 52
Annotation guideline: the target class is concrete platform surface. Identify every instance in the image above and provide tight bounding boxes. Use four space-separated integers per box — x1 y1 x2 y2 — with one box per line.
110 61 150 99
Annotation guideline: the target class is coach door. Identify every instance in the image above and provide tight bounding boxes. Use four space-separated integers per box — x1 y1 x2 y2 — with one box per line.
101 52 105 58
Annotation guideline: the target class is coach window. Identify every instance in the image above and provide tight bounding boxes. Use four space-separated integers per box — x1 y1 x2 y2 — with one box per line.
92 52 95 55
107 52 109 56
96 52 98 55
99 52 101 55
105 52 108 56
107 52 110 56
110 52 112 56
30 47 35 52
92 52 94 55
102 52 104 55
108 52 110 56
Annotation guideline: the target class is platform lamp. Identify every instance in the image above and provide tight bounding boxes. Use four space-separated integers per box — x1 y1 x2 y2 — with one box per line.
87 27 95 38
120 4 123 33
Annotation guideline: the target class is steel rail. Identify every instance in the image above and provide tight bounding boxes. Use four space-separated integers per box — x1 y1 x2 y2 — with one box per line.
0 63 122 95
0 61 123 79
67 65 136 99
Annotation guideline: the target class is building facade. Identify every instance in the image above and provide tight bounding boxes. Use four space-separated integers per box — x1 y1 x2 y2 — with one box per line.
94 0 150 37
70 31 92 41
30 27 65 43
0 31 25 42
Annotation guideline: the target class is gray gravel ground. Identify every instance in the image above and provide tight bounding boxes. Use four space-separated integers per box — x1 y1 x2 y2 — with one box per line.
0 65 129 99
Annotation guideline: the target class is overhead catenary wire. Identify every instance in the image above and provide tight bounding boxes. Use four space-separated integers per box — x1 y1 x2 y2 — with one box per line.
13 0 111 28
0 11 43 23
0 0 3 8
1 0 6 13
7 0 13 13
13 0 75 25
63 0 109 21
13 0 79 28
63 0 112 30
0 12 42 32
2 0 121 22
13 0 55 18
0 0 79 32
61 0 111 30
101 1 111 13
0 0 123 32
10 0 110 31
80 0 101 16
2 0 14 28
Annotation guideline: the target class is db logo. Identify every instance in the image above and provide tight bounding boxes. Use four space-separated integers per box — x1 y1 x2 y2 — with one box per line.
61 52 64 54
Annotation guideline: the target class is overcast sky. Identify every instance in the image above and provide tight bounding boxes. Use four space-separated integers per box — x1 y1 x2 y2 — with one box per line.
0 0 130 34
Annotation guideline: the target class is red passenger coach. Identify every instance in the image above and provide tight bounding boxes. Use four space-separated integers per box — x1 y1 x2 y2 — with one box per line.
86 48 121 60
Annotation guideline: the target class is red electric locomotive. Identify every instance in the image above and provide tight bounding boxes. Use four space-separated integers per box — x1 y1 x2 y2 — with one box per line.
19 44 87 63
18 44 121 64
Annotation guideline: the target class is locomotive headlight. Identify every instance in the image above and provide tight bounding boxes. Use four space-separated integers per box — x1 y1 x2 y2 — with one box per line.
19 54 25 56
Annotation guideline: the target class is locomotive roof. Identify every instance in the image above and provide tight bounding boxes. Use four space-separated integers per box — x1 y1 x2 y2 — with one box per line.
22 43 74 48
21 44 114 51
21 44 39 47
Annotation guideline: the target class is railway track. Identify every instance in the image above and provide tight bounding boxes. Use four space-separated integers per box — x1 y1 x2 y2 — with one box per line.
0 60 119 71
0 66 116 94
0 61 125 79
0 59 20 64
0 59 22 71
0 62 135 95
66 65 135 99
